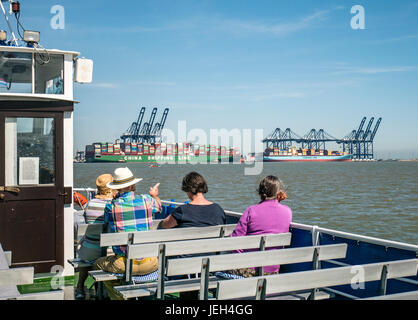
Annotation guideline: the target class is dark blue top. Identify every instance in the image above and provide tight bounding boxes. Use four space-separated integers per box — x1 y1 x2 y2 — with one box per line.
171 203 226 228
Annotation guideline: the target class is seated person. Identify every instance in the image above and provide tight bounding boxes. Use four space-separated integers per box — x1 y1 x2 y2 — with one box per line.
159 171 226 229
228 175 292 277
75 173 115 300
159 171 226 300
94 167 161 300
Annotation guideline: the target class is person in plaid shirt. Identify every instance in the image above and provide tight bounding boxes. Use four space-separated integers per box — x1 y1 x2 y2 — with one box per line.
94 167 161 278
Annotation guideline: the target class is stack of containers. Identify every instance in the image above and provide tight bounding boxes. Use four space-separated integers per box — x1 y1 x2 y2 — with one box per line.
178 143 183 155
125 143 131 154
150 145 155 154
107 143 114 154
94 143 101 156
114 143 120 154
167 144 173 155
137 144 142 155
131 143 137 154
143 144 149 155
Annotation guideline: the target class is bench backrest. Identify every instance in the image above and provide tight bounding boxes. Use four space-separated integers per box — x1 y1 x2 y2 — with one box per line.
100 223 237 247
216 258 418 300
77 219 164 239
166 243 347 276
127 233 292 259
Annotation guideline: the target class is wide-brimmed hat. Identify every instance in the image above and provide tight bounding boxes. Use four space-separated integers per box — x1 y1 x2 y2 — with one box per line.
107 167 142 189
95 174 113 198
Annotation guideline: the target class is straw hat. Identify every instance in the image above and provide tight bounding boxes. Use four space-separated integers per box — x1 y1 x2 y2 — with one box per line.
107 167 142 189
95 174 114 199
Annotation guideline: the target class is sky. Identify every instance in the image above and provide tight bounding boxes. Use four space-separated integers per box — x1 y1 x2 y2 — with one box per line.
2 0 418 159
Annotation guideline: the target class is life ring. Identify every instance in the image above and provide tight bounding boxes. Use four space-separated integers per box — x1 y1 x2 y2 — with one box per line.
73 192 88 209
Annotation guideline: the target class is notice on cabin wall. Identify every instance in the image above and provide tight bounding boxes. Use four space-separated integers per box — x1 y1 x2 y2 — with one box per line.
19 157 39 185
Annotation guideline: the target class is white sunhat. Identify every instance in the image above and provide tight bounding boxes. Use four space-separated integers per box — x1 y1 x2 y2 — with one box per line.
106 167 143 189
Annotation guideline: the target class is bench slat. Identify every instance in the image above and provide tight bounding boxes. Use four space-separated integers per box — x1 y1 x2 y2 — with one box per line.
132 224 236 244
77 219 163 241
100 224 236 247
5 290 64 300
127 233 292 259
360 290 418 300
166 244 347 276
0 267 34 286
115 277 219 299
216 259 418 300
89 270 121 282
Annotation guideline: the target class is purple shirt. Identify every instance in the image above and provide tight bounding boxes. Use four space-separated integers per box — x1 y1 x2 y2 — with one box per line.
230 199 292 273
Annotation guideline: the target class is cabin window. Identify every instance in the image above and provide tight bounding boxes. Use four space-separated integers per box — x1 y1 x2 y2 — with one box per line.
35 53 64 94
0 51 64 95
5 117 55 186
0 51 32 93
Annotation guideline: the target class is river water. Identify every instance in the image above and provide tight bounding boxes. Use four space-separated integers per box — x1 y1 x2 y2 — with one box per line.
74 161 418 245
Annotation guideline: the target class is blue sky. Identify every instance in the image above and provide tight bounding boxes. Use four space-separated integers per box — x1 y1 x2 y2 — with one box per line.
4 0 418 158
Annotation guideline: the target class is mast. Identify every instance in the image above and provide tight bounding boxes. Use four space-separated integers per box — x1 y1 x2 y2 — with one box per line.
0 0 19 45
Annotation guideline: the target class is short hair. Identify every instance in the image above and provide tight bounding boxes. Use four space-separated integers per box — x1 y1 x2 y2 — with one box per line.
181 172 208 195
257 175 284 201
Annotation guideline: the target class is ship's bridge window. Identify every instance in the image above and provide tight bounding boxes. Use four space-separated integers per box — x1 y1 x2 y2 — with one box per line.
0 51 32 93
0 51 64 94
35 53 64 94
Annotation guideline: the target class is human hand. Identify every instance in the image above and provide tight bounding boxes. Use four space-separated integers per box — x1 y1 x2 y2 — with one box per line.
149 183 160 198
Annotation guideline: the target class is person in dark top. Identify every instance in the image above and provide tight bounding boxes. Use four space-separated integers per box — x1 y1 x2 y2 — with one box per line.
159 172 226 299
159 171 226 229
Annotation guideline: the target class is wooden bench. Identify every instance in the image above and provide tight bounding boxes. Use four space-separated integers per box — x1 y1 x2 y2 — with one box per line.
88 223 237 298
0 244 64 300
69 219 164 269
114 242 347 300
215 258 418 300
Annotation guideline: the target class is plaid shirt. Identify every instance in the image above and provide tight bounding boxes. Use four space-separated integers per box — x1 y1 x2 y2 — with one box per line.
104 191 161 257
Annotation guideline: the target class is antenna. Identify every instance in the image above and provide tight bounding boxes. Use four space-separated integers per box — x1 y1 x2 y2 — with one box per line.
0 0 18 45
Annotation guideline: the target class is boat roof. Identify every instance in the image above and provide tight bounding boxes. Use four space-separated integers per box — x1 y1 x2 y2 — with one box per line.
0 94 78 103
0 45 80 57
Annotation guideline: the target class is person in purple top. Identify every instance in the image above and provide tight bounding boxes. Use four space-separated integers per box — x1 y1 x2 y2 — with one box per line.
229 175 292 277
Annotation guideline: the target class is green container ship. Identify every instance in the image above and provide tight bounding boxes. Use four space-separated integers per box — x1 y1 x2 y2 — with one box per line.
85 142 240 164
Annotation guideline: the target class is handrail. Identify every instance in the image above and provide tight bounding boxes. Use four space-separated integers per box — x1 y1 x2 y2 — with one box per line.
73 191 418 253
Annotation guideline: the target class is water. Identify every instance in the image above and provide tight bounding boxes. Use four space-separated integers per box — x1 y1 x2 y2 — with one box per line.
74 161 418 245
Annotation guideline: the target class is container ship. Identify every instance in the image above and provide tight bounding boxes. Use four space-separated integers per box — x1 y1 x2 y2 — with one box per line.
85 141 241 163
263 146 352 162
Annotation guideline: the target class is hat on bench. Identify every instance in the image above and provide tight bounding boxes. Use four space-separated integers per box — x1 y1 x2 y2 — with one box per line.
107 167 143 189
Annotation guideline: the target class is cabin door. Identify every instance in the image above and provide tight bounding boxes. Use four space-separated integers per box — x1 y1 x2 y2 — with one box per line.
0 111 64 273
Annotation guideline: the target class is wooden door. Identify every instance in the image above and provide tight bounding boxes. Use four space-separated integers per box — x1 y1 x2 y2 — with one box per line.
0 111 64 273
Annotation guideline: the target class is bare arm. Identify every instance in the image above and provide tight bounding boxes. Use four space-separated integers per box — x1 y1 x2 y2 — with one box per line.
158 214 178 229
149 183 162 207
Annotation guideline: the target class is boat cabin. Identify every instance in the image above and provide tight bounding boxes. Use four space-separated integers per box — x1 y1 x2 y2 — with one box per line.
0 45 92 276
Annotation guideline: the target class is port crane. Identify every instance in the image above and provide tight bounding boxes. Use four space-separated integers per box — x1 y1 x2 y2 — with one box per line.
120 107 146 143
120 107 170 144
264 116 382 159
